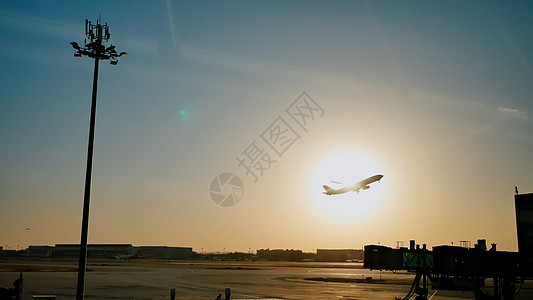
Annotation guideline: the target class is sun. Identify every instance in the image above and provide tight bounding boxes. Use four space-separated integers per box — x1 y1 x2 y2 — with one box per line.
307 150 387 223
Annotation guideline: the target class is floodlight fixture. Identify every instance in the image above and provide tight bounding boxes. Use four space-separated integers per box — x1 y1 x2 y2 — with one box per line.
71 18 126 65
70 42 80 50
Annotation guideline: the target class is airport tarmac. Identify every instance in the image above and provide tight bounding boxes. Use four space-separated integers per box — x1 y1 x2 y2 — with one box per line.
0 259 531 300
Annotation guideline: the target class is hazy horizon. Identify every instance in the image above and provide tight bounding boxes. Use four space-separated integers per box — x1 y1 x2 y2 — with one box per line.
2 1 532 253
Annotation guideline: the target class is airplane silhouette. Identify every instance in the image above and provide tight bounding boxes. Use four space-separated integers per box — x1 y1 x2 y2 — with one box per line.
115 249 141 260
322 174 383 195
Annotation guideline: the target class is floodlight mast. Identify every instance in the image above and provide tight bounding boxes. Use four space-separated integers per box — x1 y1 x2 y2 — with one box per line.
70 18 126 300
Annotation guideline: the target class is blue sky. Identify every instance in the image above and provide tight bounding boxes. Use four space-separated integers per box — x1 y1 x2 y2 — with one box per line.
1 1 532 252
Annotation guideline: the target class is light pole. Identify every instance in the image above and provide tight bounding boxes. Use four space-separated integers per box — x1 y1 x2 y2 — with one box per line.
70 18 126 300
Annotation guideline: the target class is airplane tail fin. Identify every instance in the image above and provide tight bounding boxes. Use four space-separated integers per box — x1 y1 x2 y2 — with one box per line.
128 249 141 260
322 185 333 192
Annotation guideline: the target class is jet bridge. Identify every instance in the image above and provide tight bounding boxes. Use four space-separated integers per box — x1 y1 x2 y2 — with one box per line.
363 192 533 300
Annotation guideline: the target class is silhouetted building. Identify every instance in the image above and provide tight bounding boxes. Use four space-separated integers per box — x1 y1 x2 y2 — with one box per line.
316 249 363 262
138 246 193 259
0 250 25 257
54 244 132 258
256 249 303 261
27 246 54 257
27 244 193 260
515 192 533 276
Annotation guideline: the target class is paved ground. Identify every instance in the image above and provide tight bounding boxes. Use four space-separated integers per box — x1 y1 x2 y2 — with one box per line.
0 259 531 299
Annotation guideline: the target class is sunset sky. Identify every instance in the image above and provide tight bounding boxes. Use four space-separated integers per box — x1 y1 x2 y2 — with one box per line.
1 1 532 252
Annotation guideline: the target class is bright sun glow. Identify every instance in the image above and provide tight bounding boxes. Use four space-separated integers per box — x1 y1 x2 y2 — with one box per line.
308 150 387 223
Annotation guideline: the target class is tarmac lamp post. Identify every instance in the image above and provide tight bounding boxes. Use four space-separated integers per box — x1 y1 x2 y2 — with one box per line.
70 18 126 300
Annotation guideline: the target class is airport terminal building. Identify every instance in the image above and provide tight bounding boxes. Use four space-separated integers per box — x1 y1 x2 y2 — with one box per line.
26 244 193 259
